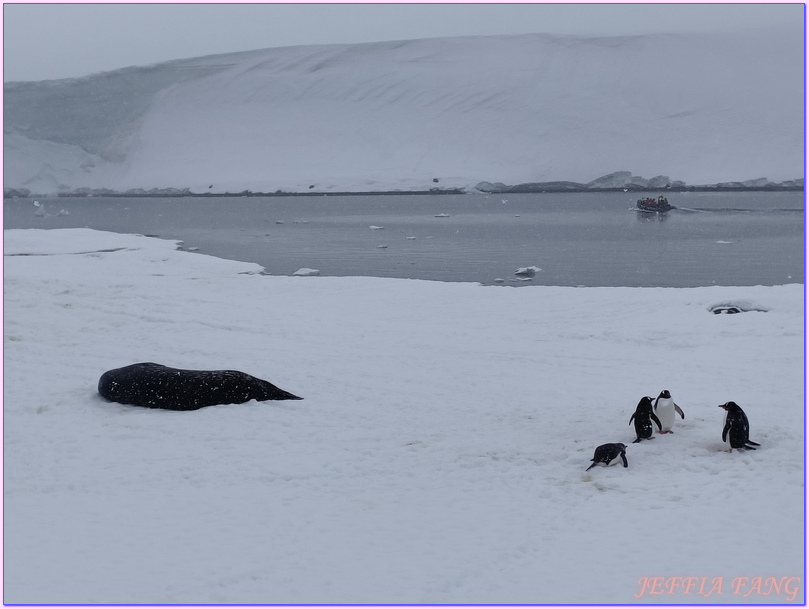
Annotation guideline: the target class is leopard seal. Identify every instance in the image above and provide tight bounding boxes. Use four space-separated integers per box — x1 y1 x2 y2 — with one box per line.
98 362 302 410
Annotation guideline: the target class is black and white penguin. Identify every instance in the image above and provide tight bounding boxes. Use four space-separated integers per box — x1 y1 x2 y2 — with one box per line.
719 401 760 450
653 389 685 433
586 443 628 471
629 396 663 443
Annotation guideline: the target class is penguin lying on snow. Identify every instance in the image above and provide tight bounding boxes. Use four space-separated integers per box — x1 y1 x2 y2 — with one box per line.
586 443 628 471
653 390 685 434
719 401 760 450
629 396 662 442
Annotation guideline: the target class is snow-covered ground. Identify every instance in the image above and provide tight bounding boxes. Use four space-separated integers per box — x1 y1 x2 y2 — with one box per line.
4 28 804 195
4 228 804 604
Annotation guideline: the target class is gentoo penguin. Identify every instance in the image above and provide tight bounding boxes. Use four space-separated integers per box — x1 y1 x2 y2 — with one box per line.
629 396 663 443
719 401 760 450
586 443 628 471
653 390 685 433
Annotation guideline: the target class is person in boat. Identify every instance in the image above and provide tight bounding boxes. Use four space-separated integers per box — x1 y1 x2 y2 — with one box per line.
658 195 668 206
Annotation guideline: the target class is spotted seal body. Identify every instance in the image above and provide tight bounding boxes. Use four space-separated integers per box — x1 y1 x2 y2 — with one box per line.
98 362 302 410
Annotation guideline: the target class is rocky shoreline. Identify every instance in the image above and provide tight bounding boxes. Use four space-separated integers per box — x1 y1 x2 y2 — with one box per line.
4 171 803 199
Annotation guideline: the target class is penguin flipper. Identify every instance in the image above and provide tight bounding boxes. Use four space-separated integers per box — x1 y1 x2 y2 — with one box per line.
632 437 642 443
620 453 628 468
722 422 731 442
651 413 663 431
675 404 685 419
746 440 761 446
586 462 597 471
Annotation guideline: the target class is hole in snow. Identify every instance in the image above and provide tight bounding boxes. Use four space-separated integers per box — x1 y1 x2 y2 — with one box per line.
709 301 769 314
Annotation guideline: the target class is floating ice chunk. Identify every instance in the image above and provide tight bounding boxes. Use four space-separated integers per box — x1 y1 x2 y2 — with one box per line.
369 225 385 230
434 213 450 218
293 268 320 276
515 266 541 277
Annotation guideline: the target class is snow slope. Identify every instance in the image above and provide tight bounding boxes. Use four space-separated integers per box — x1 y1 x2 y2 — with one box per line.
3 29 804 195
3 228 804 604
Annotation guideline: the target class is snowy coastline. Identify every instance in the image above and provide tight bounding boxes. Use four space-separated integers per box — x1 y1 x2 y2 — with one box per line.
4 29 803 197
4 228 804 604
4 175 804 200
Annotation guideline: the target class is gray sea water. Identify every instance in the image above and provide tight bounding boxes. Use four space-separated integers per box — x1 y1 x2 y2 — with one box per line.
4 191 804 287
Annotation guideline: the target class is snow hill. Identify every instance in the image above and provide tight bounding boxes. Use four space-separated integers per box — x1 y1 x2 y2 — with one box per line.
3 29 804 196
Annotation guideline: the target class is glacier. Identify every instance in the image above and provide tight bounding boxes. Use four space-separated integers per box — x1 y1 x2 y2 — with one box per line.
3 29 804 196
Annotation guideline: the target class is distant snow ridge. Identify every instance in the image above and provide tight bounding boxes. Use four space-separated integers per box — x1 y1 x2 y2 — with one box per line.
3 30 803 196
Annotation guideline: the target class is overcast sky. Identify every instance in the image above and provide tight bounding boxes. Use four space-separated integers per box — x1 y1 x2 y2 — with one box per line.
3 2 804 82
